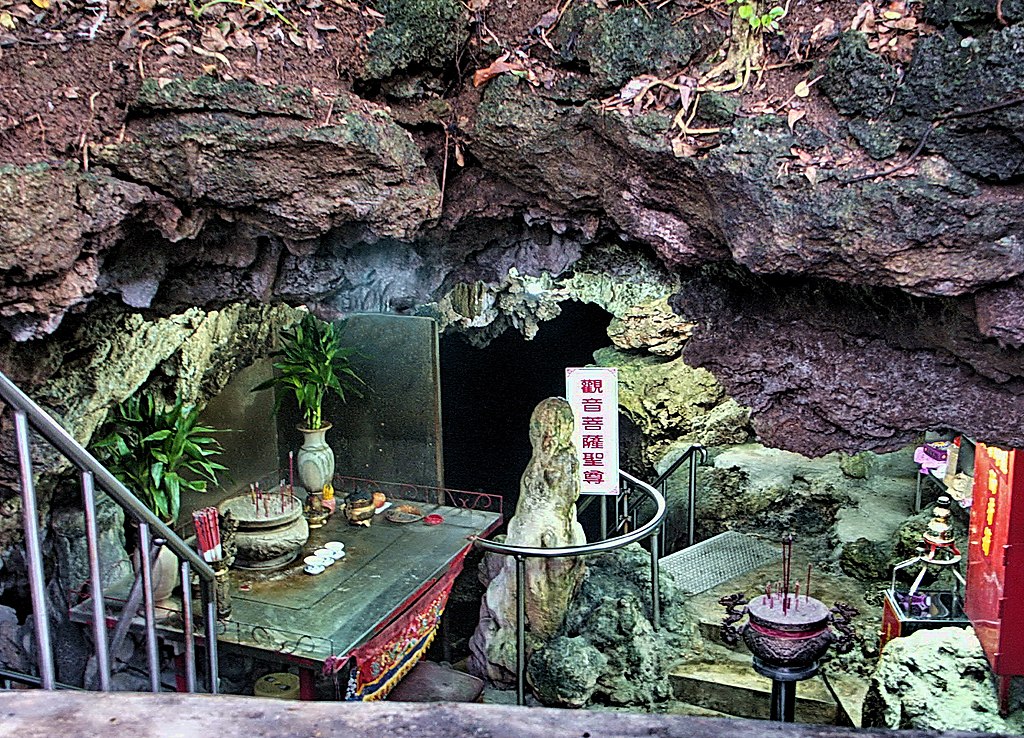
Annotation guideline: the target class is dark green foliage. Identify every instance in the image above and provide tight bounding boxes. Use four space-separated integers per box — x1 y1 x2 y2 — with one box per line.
252 313 365 430
362 0 468 80
93 394 227 523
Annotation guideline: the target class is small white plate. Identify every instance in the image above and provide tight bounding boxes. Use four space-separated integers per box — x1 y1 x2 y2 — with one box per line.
374 502 393 515
304 554 331 567
304 564 325 575
323 541 345 551
315 547 342 561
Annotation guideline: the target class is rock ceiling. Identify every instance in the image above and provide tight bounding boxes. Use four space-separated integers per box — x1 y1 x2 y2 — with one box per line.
1 0 1023 455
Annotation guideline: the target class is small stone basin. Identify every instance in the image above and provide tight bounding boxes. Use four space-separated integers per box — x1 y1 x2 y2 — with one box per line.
219 492 309 571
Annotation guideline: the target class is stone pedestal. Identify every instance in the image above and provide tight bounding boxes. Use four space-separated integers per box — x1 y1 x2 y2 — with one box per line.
468 397 587 686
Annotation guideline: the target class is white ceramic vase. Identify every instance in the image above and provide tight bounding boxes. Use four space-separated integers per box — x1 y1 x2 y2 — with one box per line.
297 422 335 495
151 545 179 611
135 543 179 619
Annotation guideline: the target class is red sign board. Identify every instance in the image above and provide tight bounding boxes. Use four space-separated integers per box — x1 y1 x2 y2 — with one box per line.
966 444 1024 676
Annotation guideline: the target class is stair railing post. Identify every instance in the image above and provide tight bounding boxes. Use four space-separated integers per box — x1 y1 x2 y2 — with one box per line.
688 451 698 548
15 409 55 690
650 531 660 631
180 559 197 693
203 577 220 693
515 554 526 707
136 523 162 692
81 469 112 691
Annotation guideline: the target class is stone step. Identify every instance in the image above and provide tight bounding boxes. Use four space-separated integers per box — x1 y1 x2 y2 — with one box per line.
822 670 870 728
663 700 736 719
697 617 747 648
669 661 838 724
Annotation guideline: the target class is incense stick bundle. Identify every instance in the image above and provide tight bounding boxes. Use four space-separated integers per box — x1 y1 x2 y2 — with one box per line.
192 507 222 562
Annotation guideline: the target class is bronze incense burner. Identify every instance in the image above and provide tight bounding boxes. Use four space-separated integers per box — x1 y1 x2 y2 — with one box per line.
720 536 857 721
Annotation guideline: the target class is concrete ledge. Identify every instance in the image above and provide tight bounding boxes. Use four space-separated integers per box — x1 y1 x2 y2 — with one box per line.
0 691 1004 738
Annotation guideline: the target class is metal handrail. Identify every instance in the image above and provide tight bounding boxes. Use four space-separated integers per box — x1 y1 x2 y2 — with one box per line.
0 372 214 578
472 470 667 705
0 369 219 693
651 443 707 489
651 443 707 549
474 470 664 558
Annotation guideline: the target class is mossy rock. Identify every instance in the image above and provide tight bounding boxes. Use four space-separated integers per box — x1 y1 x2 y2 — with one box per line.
362 0 468 80
136 78 321 118
554 3 720 92
847 119 903 160
527 636 606 707
839 451 872 479
840 537 895 581
820 26 1024 182
695 92 739 127
897 26 1024 181
819 32 899 119
923 0 1024 26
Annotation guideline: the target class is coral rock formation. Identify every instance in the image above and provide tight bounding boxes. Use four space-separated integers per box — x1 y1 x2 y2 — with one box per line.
468 397 587 686
863 627 1024 733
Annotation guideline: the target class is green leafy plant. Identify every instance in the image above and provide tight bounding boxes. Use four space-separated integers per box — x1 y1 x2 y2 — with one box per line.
725 0 785 32
93 393 228 524
252 313 366 431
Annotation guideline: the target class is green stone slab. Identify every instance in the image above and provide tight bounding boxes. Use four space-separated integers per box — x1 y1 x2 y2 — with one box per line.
209 501 498 662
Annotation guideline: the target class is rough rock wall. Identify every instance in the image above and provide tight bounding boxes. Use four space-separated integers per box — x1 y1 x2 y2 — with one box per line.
673 270 1024 455
0 302 302 594
593 346 751 464
0 82 439 340
2 1 1024 457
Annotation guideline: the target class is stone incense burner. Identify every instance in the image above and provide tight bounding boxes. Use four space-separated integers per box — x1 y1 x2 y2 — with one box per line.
218 492 308 570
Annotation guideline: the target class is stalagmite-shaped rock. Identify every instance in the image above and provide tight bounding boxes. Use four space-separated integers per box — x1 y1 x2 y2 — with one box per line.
468 397 586 686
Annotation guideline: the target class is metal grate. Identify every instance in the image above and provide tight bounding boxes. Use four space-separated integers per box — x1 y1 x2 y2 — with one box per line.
660 531 782 594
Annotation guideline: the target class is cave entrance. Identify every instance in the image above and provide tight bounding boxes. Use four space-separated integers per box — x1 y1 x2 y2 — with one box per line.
440 301 614 511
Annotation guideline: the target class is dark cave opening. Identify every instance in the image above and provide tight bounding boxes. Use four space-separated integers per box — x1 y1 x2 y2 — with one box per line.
436 299 615 662
439 300 614 511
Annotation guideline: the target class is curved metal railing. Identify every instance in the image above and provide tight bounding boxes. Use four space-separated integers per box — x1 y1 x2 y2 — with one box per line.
472 469 667 705
0 370 219 694
652 443 708 549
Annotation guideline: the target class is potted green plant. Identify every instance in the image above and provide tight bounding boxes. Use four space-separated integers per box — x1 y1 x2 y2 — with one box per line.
93 392 227 608
253 312 365 495
93 393 228 524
